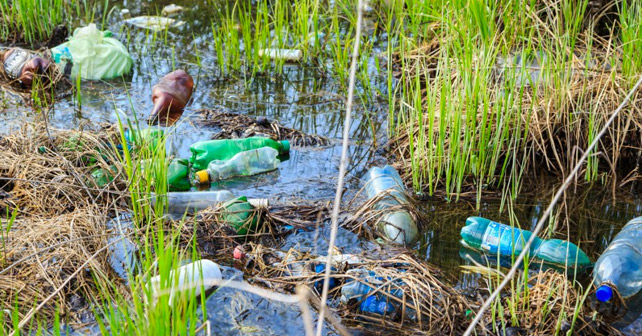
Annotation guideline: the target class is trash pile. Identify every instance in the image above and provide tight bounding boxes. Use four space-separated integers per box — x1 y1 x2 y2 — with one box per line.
240 244 470 334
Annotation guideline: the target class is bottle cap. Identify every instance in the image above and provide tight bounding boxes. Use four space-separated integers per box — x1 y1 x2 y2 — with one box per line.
247 198 269 209
279 140 290 153
596 285 613 302
194 170 209 184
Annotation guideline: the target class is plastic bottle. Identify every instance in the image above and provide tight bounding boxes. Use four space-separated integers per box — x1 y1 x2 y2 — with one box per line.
90 165 117 188
460 217 591 268
2 48 51 87
148 260 221 308
148 70 194 126
220 196 260 235
167 159 191 191
363 165 418 245
152 191 268 217
258 49 303 62
193 147 280 184
189 137 290 171
340 268 405 316
124 128 164 153
155 190 235 214
594 217 642 303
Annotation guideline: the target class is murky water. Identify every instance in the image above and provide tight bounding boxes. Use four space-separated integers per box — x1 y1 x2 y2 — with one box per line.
4 0 642 333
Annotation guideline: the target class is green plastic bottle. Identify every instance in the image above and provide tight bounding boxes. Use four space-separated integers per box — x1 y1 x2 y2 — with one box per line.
167 159 191 191
460 216 591 268
220 196 259 235
90 165 117 188
124 128 164 153
189 137 290 171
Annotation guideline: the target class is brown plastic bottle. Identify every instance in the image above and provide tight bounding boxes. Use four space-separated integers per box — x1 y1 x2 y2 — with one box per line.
148 70 194 126
2 48 51 88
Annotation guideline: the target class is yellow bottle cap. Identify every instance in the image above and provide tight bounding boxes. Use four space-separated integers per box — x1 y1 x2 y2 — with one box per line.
194 170 209 184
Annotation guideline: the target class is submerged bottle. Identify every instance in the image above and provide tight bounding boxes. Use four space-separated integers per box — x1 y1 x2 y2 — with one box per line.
363 165 418 245
341 268 406 317
594 217 642 303
148 70 194 126
193 147 280 184
148 260 222 308
189 137 290 171
460 217 591 268
2 48 51 87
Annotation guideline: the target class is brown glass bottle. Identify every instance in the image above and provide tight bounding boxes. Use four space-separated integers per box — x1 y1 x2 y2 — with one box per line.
2 48 51 88
148 70 194 126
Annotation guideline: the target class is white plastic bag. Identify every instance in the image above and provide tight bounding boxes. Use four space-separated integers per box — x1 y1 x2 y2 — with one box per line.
50 24 133 80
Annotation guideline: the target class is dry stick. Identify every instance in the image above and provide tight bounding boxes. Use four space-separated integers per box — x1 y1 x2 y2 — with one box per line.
315 0 364 335
9 236 125 336
462 74 642 336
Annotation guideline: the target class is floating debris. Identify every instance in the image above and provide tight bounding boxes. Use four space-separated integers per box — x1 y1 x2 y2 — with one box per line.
162 4 184 17
124 16 185 32
198 108 331 147
258 49 303 62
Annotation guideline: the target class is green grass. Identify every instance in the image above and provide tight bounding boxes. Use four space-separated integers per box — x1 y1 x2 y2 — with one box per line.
387 0 642 207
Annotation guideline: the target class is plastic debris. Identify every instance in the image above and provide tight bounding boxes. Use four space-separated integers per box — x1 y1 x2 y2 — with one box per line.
194 147 280 184
162 4 184 17
364 165 419 245
258 49 303 62
148 260 221 307
460 216 591 268
189 137 290 171
2 48 51 87
125 16 185 32
149 70 194 126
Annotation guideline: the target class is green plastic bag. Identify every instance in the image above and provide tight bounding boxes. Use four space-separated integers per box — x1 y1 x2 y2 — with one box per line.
50 23 133 80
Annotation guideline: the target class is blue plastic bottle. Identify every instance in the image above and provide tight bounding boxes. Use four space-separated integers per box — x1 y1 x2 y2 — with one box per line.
340 269 406 316
594 217 642 302
460 217 591 268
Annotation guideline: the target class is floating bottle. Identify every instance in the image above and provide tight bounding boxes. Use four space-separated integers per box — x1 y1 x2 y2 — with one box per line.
258 49 303 62
363 165 418 245
2 48 51 87
193 147 280 184
148 260 222 308
594 217 642 303
124 127 164 153
148 70 194 126
189 137 290 171
152 190 268 217
460 216 591 268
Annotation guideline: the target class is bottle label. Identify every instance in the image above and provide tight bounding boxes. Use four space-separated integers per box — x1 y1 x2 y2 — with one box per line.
481 221 527 256
3 49 30 80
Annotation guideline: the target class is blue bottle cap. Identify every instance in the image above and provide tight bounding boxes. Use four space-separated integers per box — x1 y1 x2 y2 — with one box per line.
596 285 613 302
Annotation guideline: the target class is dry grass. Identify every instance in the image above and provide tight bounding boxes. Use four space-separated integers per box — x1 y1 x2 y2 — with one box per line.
197 108 331 147
178 200 331 260
0 125 132 331
466 270 622 335
241 244 470 335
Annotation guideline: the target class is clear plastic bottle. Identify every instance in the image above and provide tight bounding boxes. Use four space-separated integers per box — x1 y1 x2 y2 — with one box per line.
148 260 222 308
193 147 280 184
460 216 591 268
153 190 235 214
364 165 418 245
594 217 642 302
